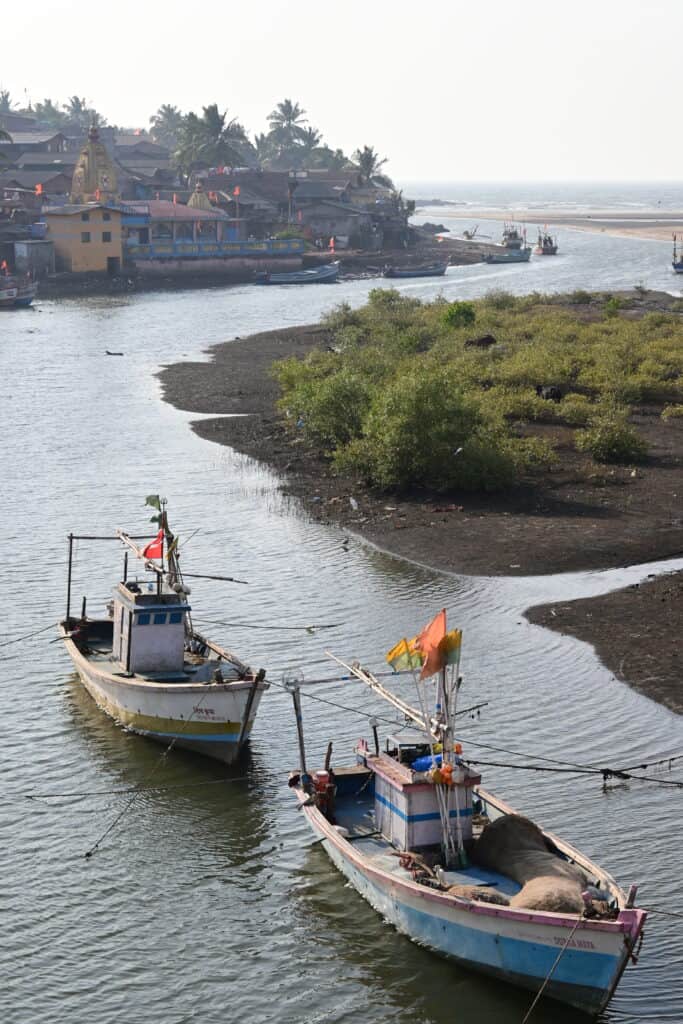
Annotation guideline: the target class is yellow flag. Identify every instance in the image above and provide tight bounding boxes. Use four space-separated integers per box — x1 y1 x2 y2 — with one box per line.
439 629 462 665
386 635 424 671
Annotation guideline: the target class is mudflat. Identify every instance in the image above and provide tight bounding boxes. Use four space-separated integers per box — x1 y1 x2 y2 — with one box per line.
159 309 683 715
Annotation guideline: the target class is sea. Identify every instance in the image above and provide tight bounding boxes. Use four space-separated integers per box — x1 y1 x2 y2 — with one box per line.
2 183 682 1024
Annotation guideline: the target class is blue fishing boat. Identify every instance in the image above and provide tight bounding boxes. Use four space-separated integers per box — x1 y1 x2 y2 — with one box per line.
383 262 449 279
288 612 646 1017
672 234 683 274
484 222 532 264
255 261 340 285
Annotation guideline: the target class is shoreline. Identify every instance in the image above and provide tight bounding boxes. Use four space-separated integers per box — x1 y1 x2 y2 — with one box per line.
417 206 683 242
158 308 682 715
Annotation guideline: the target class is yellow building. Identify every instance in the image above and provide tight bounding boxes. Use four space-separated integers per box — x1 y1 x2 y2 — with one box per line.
71 125 118 204
44 204 124 273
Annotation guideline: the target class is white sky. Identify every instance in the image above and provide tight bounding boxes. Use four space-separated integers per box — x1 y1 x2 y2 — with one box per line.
2 0 681 182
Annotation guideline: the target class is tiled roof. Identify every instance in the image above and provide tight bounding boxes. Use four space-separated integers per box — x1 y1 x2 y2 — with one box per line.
3 131 66 145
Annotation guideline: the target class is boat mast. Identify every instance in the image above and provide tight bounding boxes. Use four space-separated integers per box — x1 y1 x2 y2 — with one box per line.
66 533 74 621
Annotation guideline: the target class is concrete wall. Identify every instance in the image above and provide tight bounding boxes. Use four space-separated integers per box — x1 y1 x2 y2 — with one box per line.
45 208 123 273
14 240 55 278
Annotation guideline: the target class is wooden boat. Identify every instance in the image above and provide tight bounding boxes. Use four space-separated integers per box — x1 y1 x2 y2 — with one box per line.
0 272 37 308
672 234 683 274
59 498 268 763
483 247 531 264
255 261 340 285
534 229 559 256
288 612 646 1016
383 263 449 279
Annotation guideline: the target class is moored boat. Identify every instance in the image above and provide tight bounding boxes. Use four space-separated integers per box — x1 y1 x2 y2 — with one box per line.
534 229 559 255
383 262 449 279
672 234 683 273
0 271 37 308
59 497 268 763
288 612 646 1016
255 261 340 285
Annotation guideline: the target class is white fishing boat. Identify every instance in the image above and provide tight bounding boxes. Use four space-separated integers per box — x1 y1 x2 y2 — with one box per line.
288 611 646 1016
59 498 268 762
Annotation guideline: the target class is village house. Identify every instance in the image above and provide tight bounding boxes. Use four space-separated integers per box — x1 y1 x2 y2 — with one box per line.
43 204 124 273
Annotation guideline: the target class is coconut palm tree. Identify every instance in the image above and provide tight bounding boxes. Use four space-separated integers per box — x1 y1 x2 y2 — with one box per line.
33 98 66 128
149 104 184 149
254 132 275 167
0 91 13 114
174 105 253 179
267 98 307 154
352 145 394 188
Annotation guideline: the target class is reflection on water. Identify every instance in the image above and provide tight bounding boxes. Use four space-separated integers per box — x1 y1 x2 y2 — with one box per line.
1 251 682 1023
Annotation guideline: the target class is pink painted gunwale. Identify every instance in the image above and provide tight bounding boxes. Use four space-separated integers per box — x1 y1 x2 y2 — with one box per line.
295 786 646 941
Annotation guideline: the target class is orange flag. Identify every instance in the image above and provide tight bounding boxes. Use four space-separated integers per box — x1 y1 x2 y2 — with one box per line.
417 609 447 679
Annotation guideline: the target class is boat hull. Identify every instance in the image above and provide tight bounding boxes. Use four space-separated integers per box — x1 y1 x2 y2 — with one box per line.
383 265 448 278
62 631 267 763
255 262 339 284
299 795 643 1016
483 250 531 264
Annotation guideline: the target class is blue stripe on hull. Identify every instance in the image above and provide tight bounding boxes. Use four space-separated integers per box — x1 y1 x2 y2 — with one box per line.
324 840 621 1013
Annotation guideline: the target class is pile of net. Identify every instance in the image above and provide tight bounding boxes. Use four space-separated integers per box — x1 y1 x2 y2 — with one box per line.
469 814 587 912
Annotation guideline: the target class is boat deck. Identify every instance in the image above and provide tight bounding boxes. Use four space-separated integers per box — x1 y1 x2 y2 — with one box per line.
334 793 522 896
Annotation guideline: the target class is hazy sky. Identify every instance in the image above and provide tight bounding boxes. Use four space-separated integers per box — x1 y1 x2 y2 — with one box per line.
2 0 681 182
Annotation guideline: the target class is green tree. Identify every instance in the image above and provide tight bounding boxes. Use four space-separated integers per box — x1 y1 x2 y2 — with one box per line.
149 104 184 150
33 98 66 128
0 91 13 113
174 105 253 178
351 145 394 188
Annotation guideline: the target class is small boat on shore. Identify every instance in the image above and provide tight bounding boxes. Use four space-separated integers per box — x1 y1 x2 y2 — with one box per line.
672 234 683 274
255 261 340 285
383 263 449 279
59 497 269 763
534 229 559 255
288 612 646 1016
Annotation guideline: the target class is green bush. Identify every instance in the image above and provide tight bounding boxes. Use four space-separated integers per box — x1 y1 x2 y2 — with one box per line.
575 409 647 463
485 288 517 310
603 296 622 319
443 301 476 328
568 289 592 304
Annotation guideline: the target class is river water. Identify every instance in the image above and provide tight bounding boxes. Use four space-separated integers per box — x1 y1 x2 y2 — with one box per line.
2 221 682 1024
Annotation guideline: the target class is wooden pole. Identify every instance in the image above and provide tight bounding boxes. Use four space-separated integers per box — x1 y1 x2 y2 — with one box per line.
66 533 74 621
287 683 307 772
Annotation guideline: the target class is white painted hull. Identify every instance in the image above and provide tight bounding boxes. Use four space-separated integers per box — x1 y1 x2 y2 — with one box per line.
62 630 267 763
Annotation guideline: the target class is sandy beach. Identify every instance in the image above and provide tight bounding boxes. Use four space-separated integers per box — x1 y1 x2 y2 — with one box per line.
455 208 683 242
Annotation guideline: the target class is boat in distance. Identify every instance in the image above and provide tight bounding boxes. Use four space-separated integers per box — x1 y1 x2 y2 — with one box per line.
672 234 683 273
288 612 646 1016
0 271 37 308
59 498 268 763
254 261 340 285
534 229 559 255
483 247 531 264
383 262 449 279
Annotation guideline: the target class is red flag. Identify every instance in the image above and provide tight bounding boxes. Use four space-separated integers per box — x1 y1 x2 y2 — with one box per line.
142 529 164 560
417 609 447 680
35 183 43 196
233 186 240 196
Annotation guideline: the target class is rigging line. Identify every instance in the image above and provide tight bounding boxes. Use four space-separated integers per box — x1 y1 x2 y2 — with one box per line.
193 617 343 632
468 759 683 788
22 775 252 801
521 914 585 1024
0 621 58 648
83 685 217 859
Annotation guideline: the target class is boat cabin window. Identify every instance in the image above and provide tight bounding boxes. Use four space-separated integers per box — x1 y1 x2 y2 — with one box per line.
153 613 167 625
137 613 151 625
169 611 183 624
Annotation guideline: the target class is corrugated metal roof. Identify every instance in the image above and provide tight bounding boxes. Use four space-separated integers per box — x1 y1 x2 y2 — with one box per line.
126 199 230 221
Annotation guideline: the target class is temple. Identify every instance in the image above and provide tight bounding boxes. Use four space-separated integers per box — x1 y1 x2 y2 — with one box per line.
71 125 118 204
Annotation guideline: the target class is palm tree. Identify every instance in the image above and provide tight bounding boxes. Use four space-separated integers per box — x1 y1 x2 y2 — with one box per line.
174 105 253 179
33 98 66 128
63 95 89 128
254 132 275 167
267 98 307 156
150 104 184 149
352 145 394 188
0 91 13 114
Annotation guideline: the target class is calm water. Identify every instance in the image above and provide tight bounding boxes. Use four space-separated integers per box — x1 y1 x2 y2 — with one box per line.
2 217 682 1024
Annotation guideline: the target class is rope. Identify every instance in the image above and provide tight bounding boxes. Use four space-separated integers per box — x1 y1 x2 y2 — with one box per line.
0 621 58 648
521 914 585 1023
468 758 683 789
24 775 251 801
